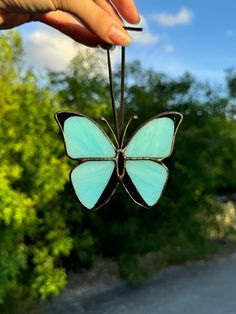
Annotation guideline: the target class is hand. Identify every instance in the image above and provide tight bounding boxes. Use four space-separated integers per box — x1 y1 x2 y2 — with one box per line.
0 0 140 47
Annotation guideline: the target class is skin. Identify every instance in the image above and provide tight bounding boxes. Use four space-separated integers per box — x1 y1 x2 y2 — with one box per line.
0 0 140 47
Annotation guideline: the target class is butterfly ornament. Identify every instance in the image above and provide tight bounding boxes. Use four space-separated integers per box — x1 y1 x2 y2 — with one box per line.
55 27 183 210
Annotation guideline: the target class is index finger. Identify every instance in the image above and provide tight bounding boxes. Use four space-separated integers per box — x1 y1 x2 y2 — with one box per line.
111 0 140 24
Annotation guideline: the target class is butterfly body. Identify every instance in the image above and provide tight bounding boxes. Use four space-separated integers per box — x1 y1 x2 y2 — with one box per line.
115 150 124 180
55 110 183 210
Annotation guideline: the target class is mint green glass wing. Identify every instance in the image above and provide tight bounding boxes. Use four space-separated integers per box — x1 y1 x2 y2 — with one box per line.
125 113 182 159
124 160 168 207
55 112 116 159
71 161 116 210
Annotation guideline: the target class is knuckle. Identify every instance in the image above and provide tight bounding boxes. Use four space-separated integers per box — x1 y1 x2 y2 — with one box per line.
49 0 60 11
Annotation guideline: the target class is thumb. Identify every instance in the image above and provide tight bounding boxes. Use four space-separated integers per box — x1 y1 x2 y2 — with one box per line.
54 0 132 46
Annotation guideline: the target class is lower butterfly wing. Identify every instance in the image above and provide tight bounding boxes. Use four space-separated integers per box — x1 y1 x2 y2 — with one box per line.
71 161 118 210
125 112 183 159
123 160 168 208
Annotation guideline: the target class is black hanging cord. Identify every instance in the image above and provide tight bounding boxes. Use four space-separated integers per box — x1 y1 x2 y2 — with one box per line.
119 27 142 142
107 49 119 139
119 46 126 143
106 27 143 143
123 26 143 32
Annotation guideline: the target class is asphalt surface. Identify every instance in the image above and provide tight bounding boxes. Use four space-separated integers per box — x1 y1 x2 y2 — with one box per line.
41 254 236 314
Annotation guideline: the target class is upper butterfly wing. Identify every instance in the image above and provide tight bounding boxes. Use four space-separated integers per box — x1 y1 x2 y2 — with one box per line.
71 161 118 210
55 111 116 159
125 112 183 159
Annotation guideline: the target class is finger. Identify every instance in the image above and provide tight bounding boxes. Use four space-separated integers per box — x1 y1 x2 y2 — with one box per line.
0 10 29 29
111 0 140 24
54 0 132 46
93 0 122 23
32 11 106 47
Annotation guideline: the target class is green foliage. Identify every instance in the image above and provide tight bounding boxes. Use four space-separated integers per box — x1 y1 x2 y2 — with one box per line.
0 31 74 306
118 254 148 285
1 31 236 312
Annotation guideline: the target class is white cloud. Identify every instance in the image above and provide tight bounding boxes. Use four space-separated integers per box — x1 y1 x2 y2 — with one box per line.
125 15 160 45
23 25 119 74
24 26 79 71
134 31 160 45
151 7 193 27
163 43 174 54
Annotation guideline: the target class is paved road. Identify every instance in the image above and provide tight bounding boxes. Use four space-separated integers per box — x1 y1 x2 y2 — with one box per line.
41 254 236 314
84 254 236 314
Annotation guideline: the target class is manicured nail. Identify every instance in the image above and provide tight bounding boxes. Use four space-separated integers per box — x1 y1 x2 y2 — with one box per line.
108 24 132 47
134 14 141 24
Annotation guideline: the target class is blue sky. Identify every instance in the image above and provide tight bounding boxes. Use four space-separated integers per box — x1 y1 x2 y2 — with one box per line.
18 0 236 83
129 0 236 82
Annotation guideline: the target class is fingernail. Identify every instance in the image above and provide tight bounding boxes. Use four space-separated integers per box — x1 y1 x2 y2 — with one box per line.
108 24 132 47
134 13 141 25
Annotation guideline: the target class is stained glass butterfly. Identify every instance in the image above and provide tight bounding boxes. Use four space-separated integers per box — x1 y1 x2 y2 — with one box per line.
55 27 183 210
55 110 182 210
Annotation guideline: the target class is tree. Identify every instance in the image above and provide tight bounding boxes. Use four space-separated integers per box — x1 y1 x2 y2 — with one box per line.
0 31 72 311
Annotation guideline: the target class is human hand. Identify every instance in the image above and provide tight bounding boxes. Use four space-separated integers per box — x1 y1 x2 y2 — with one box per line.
0 0 140 47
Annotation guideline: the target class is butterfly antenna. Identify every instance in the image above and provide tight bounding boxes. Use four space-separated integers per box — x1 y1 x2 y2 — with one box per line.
120 115 139 148
101 117 119 148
